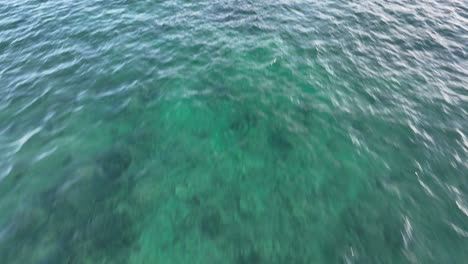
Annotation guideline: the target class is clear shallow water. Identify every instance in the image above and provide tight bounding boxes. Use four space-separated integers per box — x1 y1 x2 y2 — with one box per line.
0 0 467 263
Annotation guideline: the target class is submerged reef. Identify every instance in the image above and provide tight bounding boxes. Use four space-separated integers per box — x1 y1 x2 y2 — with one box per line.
0 141 138 264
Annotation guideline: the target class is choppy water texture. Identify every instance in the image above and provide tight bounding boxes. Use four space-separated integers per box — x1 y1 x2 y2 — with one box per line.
0 0 467 263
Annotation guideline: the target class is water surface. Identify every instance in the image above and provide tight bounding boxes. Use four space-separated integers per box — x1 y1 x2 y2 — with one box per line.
0 0 467 263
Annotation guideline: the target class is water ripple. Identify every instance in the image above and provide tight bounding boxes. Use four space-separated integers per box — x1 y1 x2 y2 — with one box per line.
0 0 467 263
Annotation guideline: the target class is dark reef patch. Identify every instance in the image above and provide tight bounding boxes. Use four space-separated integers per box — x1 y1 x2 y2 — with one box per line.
0 141 139 264
268 128 293 153
200 209 223 239
236 248 262 264
229 111 258 139
96 145 132 180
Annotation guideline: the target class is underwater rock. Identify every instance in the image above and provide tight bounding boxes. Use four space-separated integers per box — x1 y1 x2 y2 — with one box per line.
200 209 223 239
2 142 137 264
84 211 135 252
188 195 201 207
42 143 133 214
32 210 137 264
236 249 262 264
96 145 132 180
268 129 293 152
195 130 209 139
229 112 257 138
41 164 106 217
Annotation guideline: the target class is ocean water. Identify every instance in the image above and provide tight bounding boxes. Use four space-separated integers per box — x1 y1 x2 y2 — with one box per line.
0 0 467 263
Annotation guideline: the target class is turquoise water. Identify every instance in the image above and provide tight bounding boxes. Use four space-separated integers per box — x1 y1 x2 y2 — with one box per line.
0 0 467 263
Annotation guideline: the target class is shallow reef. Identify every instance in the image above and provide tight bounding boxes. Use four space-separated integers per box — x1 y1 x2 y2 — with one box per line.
0 140 139 264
